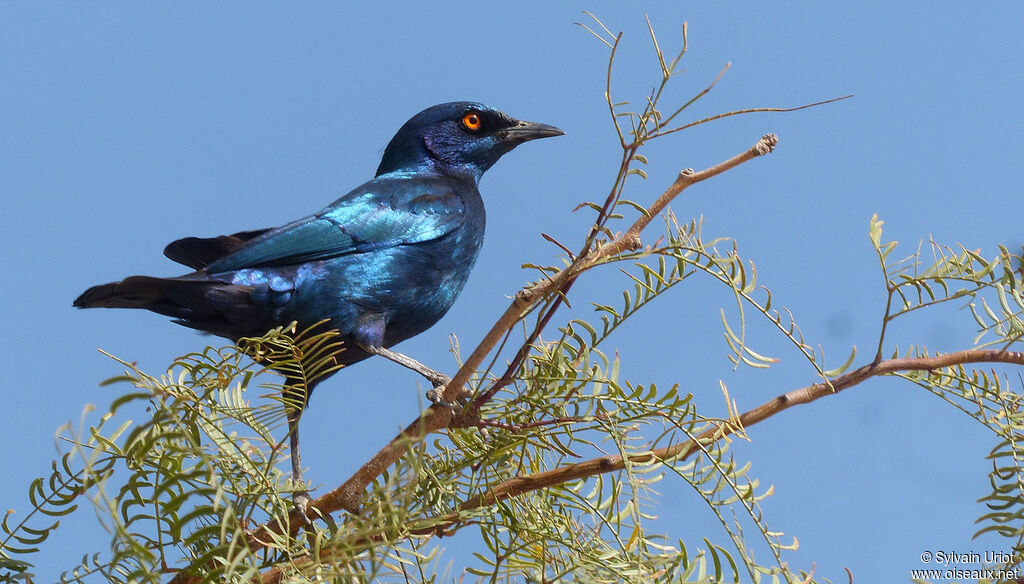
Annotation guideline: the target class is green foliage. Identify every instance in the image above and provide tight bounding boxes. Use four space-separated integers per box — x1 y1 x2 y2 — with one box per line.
868 216 1024 572
1 453 114 579
1 325 348 583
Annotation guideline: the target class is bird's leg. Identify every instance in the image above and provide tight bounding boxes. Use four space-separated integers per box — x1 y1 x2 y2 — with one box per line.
359 344 449 386
282 380 313 524
357 344 471 407
286 408 312 521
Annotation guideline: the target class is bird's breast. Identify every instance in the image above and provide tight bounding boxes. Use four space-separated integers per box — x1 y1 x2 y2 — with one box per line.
227 184 486 348
377 220 485 344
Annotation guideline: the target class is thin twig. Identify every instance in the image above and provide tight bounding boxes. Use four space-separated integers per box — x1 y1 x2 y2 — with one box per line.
652 95 852 140
459 413 609 432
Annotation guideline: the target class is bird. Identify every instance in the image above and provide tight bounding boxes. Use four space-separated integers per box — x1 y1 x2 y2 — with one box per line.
74 101 563 509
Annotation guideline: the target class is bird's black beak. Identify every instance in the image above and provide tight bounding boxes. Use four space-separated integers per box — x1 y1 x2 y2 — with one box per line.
501 120 565 143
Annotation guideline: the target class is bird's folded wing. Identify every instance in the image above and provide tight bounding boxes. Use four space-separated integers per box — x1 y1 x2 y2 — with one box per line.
203 191 465 273
163 228 274 269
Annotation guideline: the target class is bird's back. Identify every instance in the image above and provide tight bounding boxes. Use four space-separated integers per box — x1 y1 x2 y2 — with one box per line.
221 172 487 348
76 171 487 362
74 100 561 382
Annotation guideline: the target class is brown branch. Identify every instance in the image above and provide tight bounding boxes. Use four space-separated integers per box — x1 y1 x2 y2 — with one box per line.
461 412 609 432
415 349 1024 533
457 133 779 412
251 349 1024 582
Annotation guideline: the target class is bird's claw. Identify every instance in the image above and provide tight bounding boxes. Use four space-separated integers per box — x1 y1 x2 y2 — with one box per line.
425 387 456 409
423 387 471 409
425 386 470 410
430 374 451 388
293 490 314 527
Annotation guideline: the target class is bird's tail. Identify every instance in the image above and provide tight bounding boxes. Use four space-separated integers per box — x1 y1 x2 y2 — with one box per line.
74 275 218 320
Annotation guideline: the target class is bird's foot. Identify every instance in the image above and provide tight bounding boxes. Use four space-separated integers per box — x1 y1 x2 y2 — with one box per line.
427 388 490 441
359 344 451 387
425 385 472 410
425 371 452 389
292 490 314 527
425 387 456 409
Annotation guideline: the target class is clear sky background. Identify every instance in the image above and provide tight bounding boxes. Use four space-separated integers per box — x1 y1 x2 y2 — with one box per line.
2 3 1022 582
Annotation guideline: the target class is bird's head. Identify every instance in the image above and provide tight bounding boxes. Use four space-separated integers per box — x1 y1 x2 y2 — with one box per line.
376 101 563 181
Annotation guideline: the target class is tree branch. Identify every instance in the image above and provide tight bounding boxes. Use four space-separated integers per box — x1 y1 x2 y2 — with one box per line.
435 349 1024 525
236 133 779 555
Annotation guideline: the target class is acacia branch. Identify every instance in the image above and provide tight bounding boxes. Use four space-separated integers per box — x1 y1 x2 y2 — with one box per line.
458 133 779 411
234 133 779 555
410 350 1024 534
445 350 1024 515
254 348 1024 582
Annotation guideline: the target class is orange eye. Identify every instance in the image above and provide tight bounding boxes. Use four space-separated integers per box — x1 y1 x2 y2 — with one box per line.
462 112 482 131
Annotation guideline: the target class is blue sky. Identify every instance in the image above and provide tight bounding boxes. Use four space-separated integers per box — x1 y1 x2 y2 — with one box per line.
2 3 1022 582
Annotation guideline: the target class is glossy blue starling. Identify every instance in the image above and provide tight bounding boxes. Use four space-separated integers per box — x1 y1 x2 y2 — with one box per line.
74 101 563 505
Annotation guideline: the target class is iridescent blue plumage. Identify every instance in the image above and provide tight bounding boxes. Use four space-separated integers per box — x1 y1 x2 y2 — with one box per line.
74 102 562 506
75 101 562 377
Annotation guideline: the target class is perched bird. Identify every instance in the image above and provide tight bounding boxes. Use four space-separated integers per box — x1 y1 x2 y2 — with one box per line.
74 102 563 506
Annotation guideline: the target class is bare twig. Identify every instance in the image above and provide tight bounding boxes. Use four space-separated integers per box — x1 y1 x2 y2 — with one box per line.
458 412 609 432
652 95 853 139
